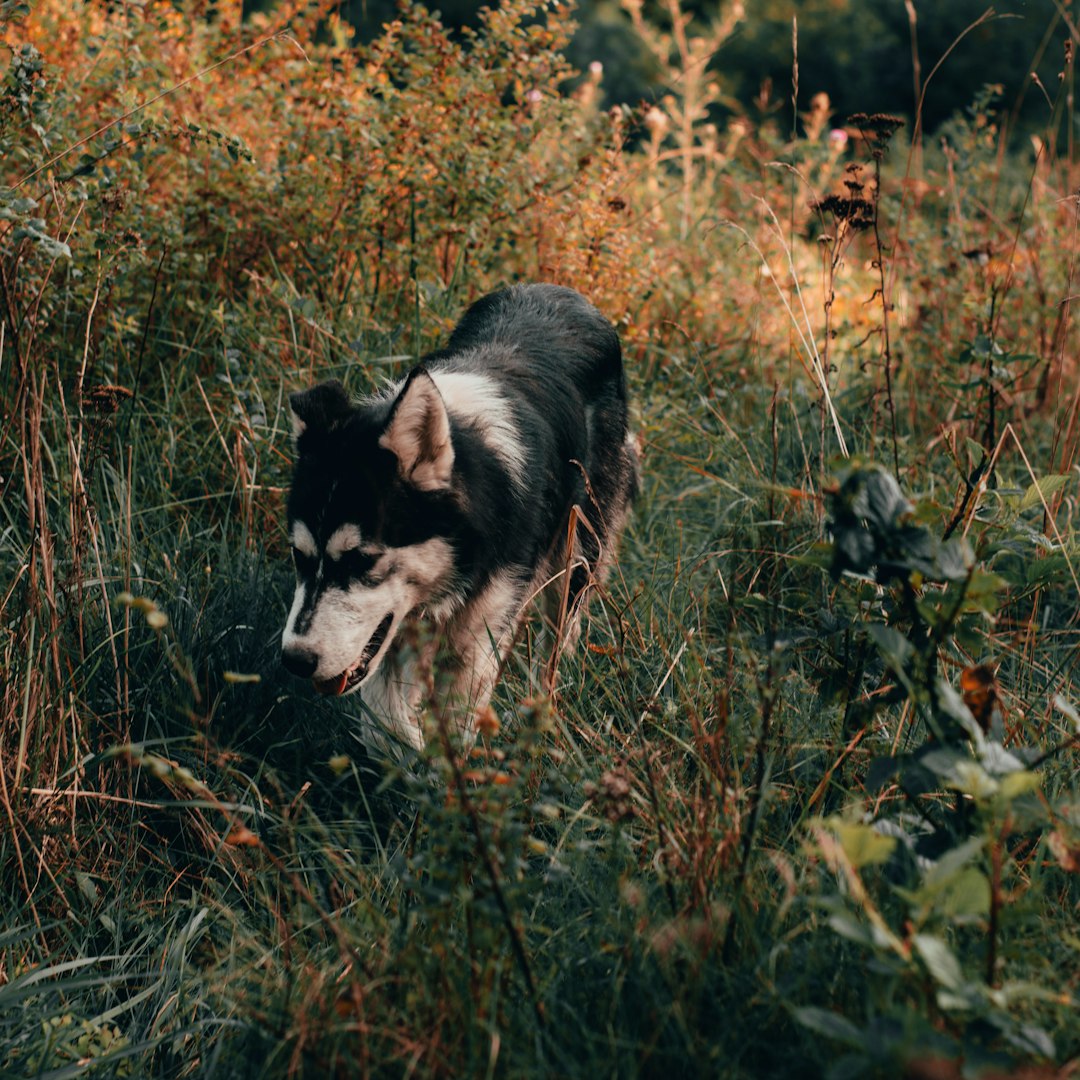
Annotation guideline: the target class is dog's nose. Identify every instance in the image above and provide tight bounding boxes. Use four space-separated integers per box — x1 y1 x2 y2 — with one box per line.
281 645 319 679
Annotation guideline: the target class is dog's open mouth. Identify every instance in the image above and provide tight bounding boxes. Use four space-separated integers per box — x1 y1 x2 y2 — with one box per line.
313 613 394 697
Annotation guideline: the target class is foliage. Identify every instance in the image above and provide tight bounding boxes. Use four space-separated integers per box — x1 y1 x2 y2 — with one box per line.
0 1 1078 1078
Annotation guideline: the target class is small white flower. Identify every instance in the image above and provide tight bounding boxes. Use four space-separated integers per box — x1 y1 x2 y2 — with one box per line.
644 106 668 133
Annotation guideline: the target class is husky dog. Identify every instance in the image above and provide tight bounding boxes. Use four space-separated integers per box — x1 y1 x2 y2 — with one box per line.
280 284 638 750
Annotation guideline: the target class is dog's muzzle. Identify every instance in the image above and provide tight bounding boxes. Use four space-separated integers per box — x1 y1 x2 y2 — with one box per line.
281 645 319 680
281 612 394 697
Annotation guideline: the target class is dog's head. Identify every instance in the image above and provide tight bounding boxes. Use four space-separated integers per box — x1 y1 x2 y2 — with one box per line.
280 372 461 697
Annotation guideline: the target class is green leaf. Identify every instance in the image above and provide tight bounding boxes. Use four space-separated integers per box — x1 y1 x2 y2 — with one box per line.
12 222 72 260
939 867 991 918
913 933 964 991
946 761 999 800
828 818 897 868
917 746 968 776
910 839 991 919
960 569 1007 613
1053 694 1080 733
856 468 911 531
979 741 1025 776
827 912 876 948
1019 474 1071 511
1002 1022 1056 1059
923 835 986 888
792 1007 864 1048
867 624 915 695
934 678 983 743
997 770 1040 801
1025 553 1075 587
935 536 973 582
74 871 99 904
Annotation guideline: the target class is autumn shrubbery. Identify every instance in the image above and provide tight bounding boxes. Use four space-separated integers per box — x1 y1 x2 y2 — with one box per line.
1 1 1079 1077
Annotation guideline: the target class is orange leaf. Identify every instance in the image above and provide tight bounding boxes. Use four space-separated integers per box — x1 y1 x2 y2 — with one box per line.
960 664 1004 733
224 825 260 847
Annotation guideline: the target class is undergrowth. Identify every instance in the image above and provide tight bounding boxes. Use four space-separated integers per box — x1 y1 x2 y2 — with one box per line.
1 1 1078 1077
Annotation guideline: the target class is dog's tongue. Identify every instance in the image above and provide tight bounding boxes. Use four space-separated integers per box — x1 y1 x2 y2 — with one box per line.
313 673 348 696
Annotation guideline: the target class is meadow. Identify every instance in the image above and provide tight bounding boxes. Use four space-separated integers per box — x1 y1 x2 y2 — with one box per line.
1 1 1078 1076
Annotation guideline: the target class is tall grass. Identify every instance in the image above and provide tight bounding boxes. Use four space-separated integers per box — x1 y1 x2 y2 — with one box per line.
1 1 1078 1076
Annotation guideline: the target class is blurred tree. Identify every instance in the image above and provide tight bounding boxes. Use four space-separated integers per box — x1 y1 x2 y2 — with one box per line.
712 0 1067 137
564 0 659 106
239 0 1072 137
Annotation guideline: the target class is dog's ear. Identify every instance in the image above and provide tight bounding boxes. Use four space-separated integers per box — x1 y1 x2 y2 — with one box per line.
379 369 454 492
289 380 353 444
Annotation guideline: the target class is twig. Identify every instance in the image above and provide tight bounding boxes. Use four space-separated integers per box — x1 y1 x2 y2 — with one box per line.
442 726 548 1031
635 637 690 917
121 248 168 447
723 651 778 963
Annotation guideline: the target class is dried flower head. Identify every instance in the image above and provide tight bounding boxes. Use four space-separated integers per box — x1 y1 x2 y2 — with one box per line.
83 383 133 415
849 112 905 139
813 194 874 232
584 763 634 823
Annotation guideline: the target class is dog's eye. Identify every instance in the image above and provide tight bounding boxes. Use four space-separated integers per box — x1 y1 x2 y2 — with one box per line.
340 549 379 581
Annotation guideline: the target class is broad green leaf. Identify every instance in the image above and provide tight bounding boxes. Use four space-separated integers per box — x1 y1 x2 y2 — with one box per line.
1019 473 1071 511
1003 1022 1056 1059
828 819 897 868
74 871 99 904
939 868 991 918
936 537 974 582
936 987 981 1011
997 770 1040 801
924 835 986 888
913 933 964 991
853 467 911 531
979 741 1025 776
946 761 999 800
827 912 876 948
792 1006 864 1048
917 746 968 778
963 569 1007 612
1026 555 1070 587
911 840 991 919
867 624 915 694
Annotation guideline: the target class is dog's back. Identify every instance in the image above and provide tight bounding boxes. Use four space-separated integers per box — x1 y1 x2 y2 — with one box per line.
429 283 638 574
443 283 624 387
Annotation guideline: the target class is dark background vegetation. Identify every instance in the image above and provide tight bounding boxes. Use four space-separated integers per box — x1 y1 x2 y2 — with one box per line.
240 0 1071 136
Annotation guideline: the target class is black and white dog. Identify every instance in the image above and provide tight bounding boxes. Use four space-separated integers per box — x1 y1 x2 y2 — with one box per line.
281 284 638 749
